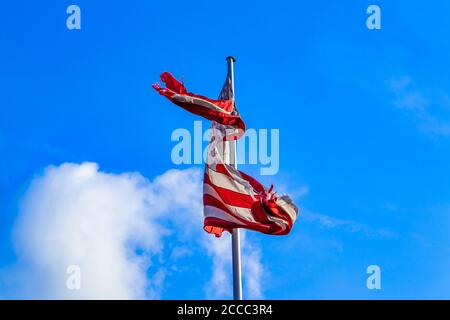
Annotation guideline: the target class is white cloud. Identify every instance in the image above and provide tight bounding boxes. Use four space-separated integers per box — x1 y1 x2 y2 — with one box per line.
394 90 428 111
389 76 412 93
419 116 450 136
204 231 264 300
241 234 263 299
1 162 264 299
204 234 233 299
389 76 450 137
302 209 395 238
7 163 180 299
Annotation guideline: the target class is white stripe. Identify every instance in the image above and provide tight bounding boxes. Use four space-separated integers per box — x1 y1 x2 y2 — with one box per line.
256 208 288 231
276 196 298 222
206 166 257 197
204 205 243 225
228 206 255 222
203 183 224 202
204 184 256 222
172 94 231 114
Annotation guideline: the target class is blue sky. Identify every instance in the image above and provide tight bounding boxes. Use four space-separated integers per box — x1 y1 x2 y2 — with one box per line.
1 0 450 299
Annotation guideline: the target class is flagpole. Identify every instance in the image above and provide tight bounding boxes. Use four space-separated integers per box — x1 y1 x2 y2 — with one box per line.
225 56 243 300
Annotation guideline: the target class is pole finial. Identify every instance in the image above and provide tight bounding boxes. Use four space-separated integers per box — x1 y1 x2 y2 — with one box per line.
226 56 236 62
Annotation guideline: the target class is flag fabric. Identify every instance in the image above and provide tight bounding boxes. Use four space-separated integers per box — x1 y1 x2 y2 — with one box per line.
203 127 299 237
153 69 299 237
202 75 298 237
152 72 245 139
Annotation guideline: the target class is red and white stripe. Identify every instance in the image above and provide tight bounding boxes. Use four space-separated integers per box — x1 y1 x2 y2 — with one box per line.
152 72 245 139
203 158 298 237
201 70 298 237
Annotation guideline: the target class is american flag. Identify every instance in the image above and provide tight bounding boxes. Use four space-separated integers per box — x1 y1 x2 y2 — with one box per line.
203 73 299 237
152 70 299 237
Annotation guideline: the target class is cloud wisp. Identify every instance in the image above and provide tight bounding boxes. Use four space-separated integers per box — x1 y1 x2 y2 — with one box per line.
389 76 450 137
301 209 395 238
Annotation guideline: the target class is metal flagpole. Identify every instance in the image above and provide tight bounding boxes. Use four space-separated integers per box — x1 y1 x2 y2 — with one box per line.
225 56 243 300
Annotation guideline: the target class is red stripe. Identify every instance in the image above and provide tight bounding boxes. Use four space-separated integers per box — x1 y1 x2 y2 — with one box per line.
205 181 256 209
239 170 265 194
204 217 273 234
168 101 245 133
204 170 255 199
203 194 254 226
203 194 233 216
214 164 233 176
